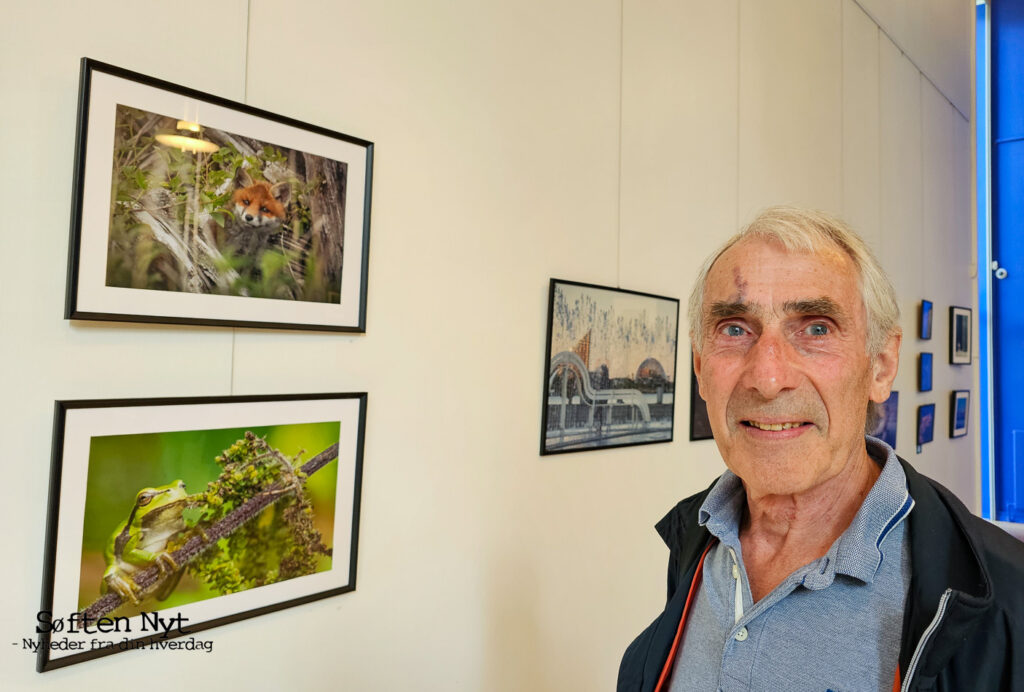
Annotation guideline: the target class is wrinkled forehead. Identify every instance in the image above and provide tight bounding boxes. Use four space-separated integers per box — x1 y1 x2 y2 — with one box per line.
704 238 862 312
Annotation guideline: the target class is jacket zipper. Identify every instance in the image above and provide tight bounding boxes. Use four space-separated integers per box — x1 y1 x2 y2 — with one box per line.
900 588 952 692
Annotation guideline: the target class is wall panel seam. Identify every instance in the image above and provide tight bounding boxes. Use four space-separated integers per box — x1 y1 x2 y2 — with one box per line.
850 0 969 121
735 0 741 229
840 0 846 214
616 0 624 287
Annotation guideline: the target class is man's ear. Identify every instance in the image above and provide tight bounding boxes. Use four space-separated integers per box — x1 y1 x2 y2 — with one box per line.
869 331 901 403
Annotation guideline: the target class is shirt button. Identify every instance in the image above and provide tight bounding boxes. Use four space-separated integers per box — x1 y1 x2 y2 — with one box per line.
734 627 748 642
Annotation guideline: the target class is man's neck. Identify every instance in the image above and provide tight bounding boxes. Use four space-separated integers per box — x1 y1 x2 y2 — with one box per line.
738 448 882 601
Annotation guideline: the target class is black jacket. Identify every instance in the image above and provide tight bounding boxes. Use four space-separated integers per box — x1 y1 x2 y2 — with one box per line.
618 458 1024 691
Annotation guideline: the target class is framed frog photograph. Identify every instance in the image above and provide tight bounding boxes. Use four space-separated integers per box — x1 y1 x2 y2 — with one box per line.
38 393 366 671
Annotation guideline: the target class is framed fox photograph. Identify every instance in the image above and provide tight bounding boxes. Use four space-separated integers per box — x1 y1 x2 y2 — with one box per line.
65 58 373 331
38 393 366 671
540 279 680 455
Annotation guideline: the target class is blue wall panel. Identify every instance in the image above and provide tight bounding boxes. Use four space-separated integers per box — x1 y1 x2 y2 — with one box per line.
991 0 1024 521
978 2 991 519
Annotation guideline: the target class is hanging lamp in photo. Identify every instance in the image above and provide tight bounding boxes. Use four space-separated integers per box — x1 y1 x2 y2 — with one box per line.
155 120 219 153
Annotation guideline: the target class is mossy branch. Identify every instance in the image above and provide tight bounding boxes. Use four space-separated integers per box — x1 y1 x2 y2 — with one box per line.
79 442 339 623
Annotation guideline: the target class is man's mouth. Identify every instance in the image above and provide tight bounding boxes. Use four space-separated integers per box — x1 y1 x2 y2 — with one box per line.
742 420 809 431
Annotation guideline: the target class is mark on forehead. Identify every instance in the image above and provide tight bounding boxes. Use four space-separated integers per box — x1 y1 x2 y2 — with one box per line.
732 267 748 300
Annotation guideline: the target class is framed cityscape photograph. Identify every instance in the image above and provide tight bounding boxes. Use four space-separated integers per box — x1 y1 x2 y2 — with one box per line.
949 306 972 364
918 352 933 392
950 390 970 438
38 393 366 671
917 403 936 446
540 279 680 455
65 58 373 332
919 300 933 340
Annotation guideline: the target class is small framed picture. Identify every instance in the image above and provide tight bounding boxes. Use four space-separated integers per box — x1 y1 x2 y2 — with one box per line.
689 356 713 441
38 393 366 671
950 390 970 438
918 352 933 392
540 279 680 455
949 306 972 364
919 300 933 340
917 403 936 446
65 58 373 332
867 391 899 449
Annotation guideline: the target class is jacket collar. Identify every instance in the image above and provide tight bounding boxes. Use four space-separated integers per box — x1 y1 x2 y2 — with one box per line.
655 483 715 574
642 487 715 690
898 457 993 679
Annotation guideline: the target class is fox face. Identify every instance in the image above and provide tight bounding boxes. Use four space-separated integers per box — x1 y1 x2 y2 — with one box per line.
231 167 290 229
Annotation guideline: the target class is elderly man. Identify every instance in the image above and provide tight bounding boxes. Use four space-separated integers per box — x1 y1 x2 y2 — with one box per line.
618 207 1024 691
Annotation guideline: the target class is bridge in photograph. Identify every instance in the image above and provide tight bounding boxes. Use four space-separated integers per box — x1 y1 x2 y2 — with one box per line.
545 351 672 451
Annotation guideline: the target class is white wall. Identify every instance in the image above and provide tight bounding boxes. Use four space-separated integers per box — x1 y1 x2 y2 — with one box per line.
0 0 975 689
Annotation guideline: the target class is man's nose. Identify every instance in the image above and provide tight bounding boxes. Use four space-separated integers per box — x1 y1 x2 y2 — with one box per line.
740 331 798 399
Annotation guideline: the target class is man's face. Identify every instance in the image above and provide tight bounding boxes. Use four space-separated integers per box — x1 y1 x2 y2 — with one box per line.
693 238 898 498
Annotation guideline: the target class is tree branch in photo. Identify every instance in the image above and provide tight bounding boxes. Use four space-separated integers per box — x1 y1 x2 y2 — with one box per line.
79 441 340 623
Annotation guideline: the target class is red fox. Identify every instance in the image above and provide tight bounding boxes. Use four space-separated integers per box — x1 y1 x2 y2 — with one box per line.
231 167 290 229
213 166 308 298
215 167 292 255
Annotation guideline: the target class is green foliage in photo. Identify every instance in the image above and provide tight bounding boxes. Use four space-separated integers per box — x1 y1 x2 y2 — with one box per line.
104 104 341 303
78 421 340 614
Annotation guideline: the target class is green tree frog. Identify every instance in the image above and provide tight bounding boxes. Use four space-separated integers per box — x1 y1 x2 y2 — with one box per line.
102 480 189 604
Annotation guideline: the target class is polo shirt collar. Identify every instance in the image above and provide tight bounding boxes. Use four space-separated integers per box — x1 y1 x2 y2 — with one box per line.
698 470 745 549
833 437 914 582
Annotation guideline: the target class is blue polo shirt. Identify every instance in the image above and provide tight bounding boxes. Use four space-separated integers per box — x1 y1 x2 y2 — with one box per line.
668 438 914 691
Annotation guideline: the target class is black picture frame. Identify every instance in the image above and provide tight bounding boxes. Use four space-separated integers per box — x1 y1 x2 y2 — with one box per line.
950 390 970 438
689 355 713 441
918 352 933 392
540 279 680 455
38 392 366 671
867 391 899 449
919 300 933 340
949 306 972 364
65 58 373 332
917 403 936 446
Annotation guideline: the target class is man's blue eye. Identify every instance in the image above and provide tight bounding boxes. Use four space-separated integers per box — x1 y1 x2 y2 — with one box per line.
723 325 744 337
806 323 829 336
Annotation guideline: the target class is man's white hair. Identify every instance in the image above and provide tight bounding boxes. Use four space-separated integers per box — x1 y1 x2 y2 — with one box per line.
687 205 901 357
